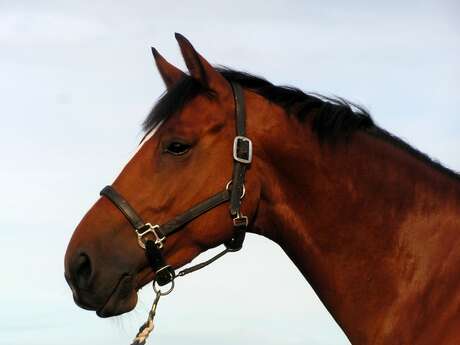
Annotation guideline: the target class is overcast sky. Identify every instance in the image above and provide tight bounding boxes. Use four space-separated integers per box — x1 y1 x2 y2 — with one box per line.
1 1 458 344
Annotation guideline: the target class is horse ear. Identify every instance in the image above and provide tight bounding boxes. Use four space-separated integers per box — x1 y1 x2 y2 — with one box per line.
151 47 186 89
175 33 231 97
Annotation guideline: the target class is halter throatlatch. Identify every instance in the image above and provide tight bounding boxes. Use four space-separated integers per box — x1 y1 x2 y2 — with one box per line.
99 82 252 344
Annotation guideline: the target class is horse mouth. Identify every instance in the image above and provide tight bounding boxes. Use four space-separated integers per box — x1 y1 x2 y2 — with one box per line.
96 274 137 318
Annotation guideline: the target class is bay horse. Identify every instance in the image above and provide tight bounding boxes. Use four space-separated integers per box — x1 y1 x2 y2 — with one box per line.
64 34 460 344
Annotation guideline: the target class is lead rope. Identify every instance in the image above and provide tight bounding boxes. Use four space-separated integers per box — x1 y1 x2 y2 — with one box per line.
130 289 161 345
130 246 234 345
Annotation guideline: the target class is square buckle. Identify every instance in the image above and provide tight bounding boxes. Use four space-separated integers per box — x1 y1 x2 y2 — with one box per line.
233 136 253 164
233 213 248 228
136 223 165 249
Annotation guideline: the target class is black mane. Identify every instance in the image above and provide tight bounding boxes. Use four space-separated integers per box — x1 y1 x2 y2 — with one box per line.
143 68 373 141
143 67 459 181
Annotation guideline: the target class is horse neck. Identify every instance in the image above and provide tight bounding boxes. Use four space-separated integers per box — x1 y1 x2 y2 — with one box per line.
248 102 460 343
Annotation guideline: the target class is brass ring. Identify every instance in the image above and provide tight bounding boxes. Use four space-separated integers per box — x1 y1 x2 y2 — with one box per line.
225 180 246 199
153 278 175 296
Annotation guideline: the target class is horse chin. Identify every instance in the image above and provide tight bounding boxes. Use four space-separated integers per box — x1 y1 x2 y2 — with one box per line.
96 274 138 318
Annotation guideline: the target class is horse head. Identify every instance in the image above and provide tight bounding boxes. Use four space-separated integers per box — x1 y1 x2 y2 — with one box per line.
64 34 261 317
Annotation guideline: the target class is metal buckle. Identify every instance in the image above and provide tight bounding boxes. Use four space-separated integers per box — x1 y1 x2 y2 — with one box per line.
233 215 248 228
233 211 248 228
137 223 165 249
226 220 246 252
233 136 252 164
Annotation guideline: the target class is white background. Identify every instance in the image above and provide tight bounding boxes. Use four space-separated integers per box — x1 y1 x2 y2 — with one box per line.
0 1 458 344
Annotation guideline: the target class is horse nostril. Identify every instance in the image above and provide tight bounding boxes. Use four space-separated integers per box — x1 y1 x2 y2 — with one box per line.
74 253 92 290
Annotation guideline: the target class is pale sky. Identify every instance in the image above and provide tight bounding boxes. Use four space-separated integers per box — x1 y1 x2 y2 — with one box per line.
1 1 458 344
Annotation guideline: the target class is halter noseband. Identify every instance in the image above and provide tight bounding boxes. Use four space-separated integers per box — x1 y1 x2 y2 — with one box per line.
100 82 252 286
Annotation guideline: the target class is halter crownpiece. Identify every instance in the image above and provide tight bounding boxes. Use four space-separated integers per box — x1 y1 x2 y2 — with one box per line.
99 82 252 344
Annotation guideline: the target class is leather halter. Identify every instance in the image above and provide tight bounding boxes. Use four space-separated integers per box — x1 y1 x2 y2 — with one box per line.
100 82 252 286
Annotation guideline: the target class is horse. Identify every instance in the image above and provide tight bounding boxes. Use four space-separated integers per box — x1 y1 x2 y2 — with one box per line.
64 33 460 344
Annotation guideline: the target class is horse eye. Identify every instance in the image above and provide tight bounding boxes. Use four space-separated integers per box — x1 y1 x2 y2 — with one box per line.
164 141 191 155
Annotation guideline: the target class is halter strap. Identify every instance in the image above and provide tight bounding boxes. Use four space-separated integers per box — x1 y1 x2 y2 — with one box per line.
160 190 230 237
101 187 231 239
100 186 145 230
229 82 251 218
